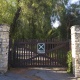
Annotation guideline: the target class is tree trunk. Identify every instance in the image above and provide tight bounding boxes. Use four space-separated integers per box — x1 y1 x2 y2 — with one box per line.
10 0 21 38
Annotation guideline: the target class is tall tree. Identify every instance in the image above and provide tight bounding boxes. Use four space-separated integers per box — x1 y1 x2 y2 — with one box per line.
10 0 21 38
0 0 80 40
0 0 17 25
51 0 80 39
11 0 54 39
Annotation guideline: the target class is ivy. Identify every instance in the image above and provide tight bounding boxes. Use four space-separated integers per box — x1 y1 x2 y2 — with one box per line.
67 51 73 73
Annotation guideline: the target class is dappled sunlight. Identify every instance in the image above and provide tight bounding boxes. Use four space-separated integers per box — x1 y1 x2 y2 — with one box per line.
9 67 75 80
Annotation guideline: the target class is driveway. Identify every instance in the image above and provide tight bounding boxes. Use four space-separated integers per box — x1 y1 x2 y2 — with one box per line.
0 67 77 80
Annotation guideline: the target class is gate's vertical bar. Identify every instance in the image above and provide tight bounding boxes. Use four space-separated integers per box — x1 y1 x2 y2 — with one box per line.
50 39 52 66
13 41 16 67
32 40 33 66
30 40 32 66
22 39 24 67
25 41 27 66
8 39 12 68
16 41 18 67
19 40 21 67
31 40 32 66
24 40 25 66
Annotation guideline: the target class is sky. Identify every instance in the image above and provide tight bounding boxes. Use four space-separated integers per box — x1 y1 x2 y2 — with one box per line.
69 0 79 4
52 0 79 28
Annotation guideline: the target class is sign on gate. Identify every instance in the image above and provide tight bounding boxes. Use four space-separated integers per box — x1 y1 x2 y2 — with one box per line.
37 43 45 54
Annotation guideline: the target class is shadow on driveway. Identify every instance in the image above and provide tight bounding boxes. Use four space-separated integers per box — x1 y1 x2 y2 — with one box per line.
0 67 76 80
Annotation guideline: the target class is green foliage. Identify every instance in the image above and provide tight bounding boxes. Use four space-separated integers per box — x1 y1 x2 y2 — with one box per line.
10 0 54 40
0 0 17 25
0 0 80 40
67 51 73 73
52 0 80 39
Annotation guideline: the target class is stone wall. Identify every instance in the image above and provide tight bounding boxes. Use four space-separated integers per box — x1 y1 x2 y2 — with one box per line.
71 25 80 77
0 24 10 73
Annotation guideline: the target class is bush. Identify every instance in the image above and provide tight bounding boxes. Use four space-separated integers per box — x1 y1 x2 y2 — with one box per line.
67 51 73 73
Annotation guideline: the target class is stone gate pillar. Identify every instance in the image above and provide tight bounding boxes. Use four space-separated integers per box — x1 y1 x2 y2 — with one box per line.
71 25 80 77
0 24 10 73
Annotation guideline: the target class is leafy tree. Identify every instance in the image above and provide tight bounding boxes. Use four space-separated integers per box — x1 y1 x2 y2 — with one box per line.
0 0 17 25
0 0 80 40
10 0 54 39
51 0 80 39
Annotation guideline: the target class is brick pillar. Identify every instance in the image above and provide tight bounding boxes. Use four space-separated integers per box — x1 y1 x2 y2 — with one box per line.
0 24 10 73
71 25 80 78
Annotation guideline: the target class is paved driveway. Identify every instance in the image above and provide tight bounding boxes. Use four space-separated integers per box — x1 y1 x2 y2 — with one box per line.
0 68 77 80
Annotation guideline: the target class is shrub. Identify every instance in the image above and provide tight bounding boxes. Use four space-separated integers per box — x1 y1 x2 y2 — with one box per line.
67 51 73 73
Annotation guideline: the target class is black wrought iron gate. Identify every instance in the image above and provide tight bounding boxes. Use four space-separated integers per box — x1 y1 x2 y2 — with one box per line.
9 39 70 68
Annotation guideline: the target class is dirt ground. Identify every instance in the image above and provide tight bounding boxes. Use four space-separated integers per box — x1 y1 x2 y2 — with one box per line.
7 67 77 80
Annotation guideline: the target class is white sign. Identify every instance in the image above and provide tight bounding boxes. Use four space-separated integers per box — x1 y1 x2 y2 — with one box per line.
37 43 45 54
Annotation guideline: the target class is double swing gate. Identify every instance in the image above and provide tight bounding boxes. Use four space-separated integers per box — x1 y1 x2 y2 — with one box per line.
9 39 70 68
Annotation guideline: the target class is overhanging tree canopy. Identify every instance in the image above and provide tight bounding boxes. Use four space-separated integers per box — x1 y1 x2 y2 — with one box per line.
0 0 80 39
